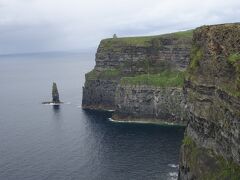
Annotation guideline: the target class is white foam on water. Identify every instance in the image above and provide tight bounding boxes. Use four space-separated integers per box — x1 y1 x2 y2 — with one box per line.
108 118 177 126
43 102 63 106
108 118 148 124
44 103 57 106
168 164 179 168
168 172 178 180
107 109 115 112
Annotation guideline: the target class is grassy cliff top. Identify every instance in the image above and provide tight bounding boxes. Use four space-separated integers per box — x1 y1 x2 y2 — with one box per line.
100 30 193 48
86 68 185 87
120 71 185 87
85 69 121 80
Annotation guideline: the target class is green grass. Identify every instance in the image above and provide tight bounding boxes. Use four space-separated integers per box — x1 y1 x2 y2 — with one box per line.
227 52 240 76
99 69 120 78
120 71 185 87
182 135 240 180
183 136 193 146
226 52 240 95
215 156 240 180
85 69 120 80
220 83 240 97
101 29 193 48
189 45 203 71
85 69 98 80
228 53 240 64
182 136 199 169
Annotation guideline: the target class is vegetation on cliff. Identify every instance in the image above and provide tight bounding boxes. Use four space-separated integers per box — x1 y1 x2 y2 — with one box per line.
182 136 240 180
228 53 240 64
186 24 240 97
188 45 203 72
85 69 120 80
100 30 193 48
179 24 240 179
227 53 240 91
86 68 185 88
120 71 185 87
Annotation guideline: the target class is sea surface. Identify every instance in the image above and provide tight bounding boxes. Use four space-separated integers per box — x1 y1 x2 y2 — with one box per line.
0 52 185 180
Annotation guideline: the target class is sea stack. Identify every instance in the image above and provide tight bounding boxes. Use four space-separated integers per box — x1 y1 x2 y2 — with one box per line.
52 82 60 103
42 82 62 104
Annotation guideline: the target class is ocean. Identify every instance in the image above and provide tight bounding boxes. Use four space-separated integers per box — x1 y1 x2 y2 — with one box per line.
0 52 185 180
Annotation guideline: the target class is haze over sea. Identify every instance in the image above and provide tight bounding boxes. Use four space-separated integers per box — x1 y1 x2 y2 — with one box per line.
0 52 185 180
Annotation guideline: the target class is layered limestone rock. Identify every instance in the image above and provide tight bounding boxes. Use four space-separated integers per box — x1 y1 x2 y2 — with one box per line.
82 79 118 110
113 85 187 125
178 23 240 179
82 31 192 113
95 32 192 73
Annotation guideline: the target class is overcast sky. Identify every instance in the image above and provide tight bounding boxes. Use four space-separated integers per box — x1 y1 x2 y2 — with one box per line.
0 0 239 54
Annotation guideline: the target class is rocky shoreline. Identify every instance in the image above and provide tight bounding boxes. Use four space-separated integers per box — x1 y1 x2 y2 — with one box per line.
109 116 186 127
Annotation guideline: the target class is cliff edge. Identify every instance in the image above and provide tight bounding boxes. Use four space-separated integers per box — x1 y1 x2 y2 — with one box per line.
178 23 240 179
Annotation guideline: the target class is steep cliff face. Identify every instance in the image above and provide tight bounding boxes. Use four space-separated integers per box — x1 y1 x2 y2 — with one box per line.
179 23 240 179
82 31 192 115
113 70 188 124
82 79 118 110
95 32 192 73
113 85 188 125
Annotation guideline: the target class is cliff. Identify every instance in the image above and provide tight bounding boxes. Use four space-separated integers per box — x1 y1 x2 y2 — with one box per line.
113 71 188 124
82 31 192 123
178 23 240 179
95 31 192 72
113 85 187 125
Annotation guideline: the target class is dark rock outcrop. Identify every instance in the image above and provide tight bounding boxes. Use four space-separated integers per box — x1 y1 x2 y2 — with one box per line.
178 23 240 179
82 79 118 110
52 82 60 103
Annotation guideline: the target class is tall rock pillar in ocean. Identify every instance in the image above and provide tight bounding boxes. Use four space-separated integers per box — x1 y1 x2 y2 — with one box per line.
52 82 60 103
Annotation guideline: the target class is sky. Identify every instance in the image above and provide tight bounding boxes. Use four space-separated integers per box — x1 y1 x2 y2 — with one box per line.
0 0 239 54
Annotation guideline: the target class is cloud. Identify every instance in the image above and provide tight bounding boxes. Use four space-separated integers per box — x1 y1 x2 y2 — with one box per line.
0 0 239 54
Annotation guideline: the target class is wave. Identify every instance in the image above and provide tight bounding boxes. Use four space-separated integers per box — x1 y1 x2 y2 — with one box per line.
168 164 179 168
168 172 178 180
44 103 58 106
